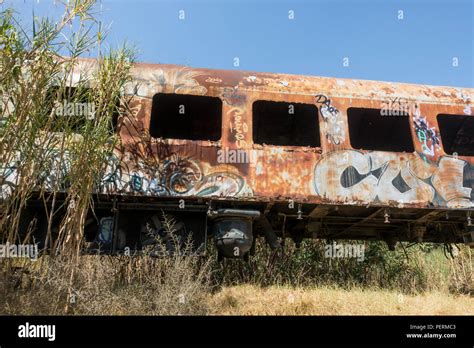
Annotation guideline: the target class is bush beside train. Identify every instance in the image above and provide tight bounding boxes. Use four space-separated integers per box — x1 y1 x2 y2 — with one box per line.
3 60 474 259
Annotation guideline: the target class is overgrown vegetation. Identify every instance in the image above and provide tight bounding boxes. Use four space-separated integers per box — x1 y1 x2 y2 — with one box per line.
210 239 472 295
0 1 133 253
0 2 472 316
0 237 472 315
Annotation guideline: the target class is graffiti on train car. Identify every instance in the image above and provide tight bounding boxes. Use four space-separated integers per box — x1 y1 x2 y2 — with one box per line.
98 152 253 197
0 150 253 199
315 94 345 145
313 150 473 208
1 146 472 207
205 77 223 84
132 68 208 98
222 87 246 106
229 106 248 148
380 97 412 116
413 114 441 158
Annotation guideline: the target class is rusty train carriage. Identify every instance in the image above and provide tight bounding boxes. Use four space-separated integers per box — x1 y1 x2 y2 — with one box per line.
15 59 474 258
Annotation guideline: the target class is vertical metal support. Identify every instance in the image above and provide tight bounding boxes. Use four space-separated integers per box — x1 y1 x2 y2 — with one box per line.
297 204 303 220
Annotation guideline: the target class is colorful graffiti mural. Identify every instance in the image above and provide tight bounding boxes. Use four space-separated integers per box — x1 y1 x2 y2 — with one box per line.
98 152 253 198
0 149 254 200
315 94 345 145
130 68 208 98
413 113 441 158
4 146 470 207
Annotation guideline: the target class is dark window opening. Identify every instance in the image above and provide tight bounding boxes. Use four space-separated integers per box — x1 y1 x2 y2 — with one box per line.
437 114 474 156
347 107 414 152
252 100 320 147
150 93 222 141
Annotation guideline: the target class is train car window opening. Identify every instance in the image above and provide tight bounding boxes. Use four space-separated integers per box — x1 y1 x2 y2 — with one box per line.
45 86 119 134
252 100 320 147
150 93 222 141
347 107 414 152
437 114 474 156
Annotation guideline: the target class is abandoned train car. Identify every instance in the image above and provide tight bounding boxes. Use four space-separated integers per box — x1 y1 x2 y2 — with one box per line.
4 59 474 259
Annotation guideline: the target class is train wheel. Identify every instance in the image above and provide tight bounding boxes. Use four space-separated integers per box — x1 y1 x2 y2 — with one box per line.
139 213 186 256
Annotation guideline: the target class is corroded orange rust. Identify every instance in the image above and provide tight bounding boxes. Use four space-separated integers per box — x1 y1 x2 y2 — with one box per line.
74 59 473 209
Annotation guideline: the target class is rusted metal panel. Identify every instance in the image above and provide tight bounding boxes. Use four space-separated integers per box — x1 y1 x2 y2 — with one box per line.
35 59 474 210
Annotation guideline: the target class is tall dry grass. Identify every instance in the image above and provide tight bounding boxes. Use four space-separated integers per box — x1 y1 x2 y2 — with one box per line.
1 0 135 312
0 238 471 315
0 251 213 315
1 1 134 252
0 2 472 316
1 253 213 315
0 212 213 315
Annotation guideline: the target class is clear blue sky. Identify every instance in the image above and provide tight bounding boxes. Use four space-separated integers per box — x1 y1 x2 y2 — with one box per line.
4 0 474 87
